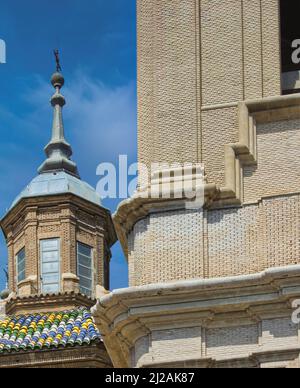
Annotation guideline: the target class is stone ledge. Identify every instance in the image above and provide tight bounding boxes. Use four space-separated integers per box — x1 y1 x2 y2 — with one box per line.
92 264 300 367
113 183 218 258
140 347 300 368
6 291 96 315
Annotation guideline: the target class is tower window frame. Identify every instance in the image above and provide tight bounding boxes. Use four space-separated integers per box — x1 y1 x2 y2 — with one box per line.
16 247 26 284
77 242 93 297
40 238 61 294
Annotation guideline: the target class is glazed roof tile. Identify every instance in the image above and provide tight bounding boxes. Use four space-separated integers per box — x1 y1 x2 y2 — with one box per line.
0 307 101 353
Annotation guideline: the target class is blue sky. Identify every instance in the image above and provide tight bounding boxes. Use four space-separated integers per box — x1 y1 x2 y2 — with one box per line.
0 0 137 291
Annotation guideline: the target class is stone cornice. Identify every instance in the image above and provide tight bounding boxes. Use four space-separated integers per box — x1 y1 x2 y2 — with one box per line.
6 291 96 315
92 265 300 367
141 347 300 368
113 183 218 257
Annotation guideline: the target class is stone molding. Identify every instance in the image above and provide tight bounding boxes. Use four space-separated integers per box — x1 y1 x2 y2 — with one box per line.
92 265 300 367
141 347 300 369
6 291 96 315
114 183 217 257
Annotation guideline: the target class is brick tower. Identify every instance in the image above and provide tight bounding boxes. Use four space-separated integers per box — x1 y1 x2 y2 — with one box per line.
94 0 300 368
1 68 116 315
0 61 116 367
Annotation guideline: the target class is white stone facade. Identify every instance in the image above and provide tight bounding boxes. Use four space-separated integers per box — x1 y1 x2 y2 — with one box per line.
93 266 300 368
93 0 300 368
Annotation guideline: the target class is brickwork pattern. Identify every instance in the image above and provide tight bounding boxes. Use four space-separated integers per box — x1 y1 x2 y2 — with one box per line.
4 196 110 298
137 0 199 186
261 318 298 350
129 194 300 286
207 205 260 277
128 209 205 285
206 325 259 360
242 0 263 100
133 317 300 367
244 118 300 203
151 327 202 363
99 0 300 370
201 106 239 186
137 0 281 188
201 0 244 106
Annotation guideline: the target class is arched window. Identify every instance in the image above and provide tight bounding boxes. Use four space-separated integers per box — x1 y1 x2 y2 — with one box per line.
281 0 300 94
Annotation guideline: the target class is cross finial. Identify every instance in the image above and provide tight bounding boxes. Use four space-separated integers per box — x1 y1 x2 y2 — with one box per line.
54 49 62 72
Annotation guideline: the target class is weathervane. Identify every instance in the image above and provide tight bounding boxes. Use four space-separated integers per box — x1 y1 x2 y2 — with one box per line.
54 49 62 72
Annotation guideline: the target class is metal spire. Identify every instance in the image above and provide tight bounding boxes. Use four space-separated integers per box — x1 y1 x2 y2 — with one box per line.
38 50 80 178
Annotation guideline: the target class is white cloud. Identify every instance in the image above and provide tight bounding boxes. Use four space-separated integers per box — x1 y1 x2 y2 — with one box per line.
65 72 137 168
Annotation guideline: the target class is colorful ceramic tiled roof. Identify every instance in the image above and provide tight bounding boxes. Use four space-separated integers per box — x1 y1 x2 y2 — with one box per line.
0 307 101 353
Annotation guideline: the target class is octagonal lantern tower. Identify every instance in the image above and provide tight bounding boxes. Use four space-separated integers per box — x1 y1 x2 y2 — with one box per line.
1 67 116 315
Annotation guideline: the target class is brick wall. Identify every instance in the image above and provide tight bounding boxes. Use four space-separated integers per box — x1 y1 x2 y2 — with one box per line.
128 0 299 286
128 194 300 286
3 195 111 300
244 118 300 203
137 0 281 187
